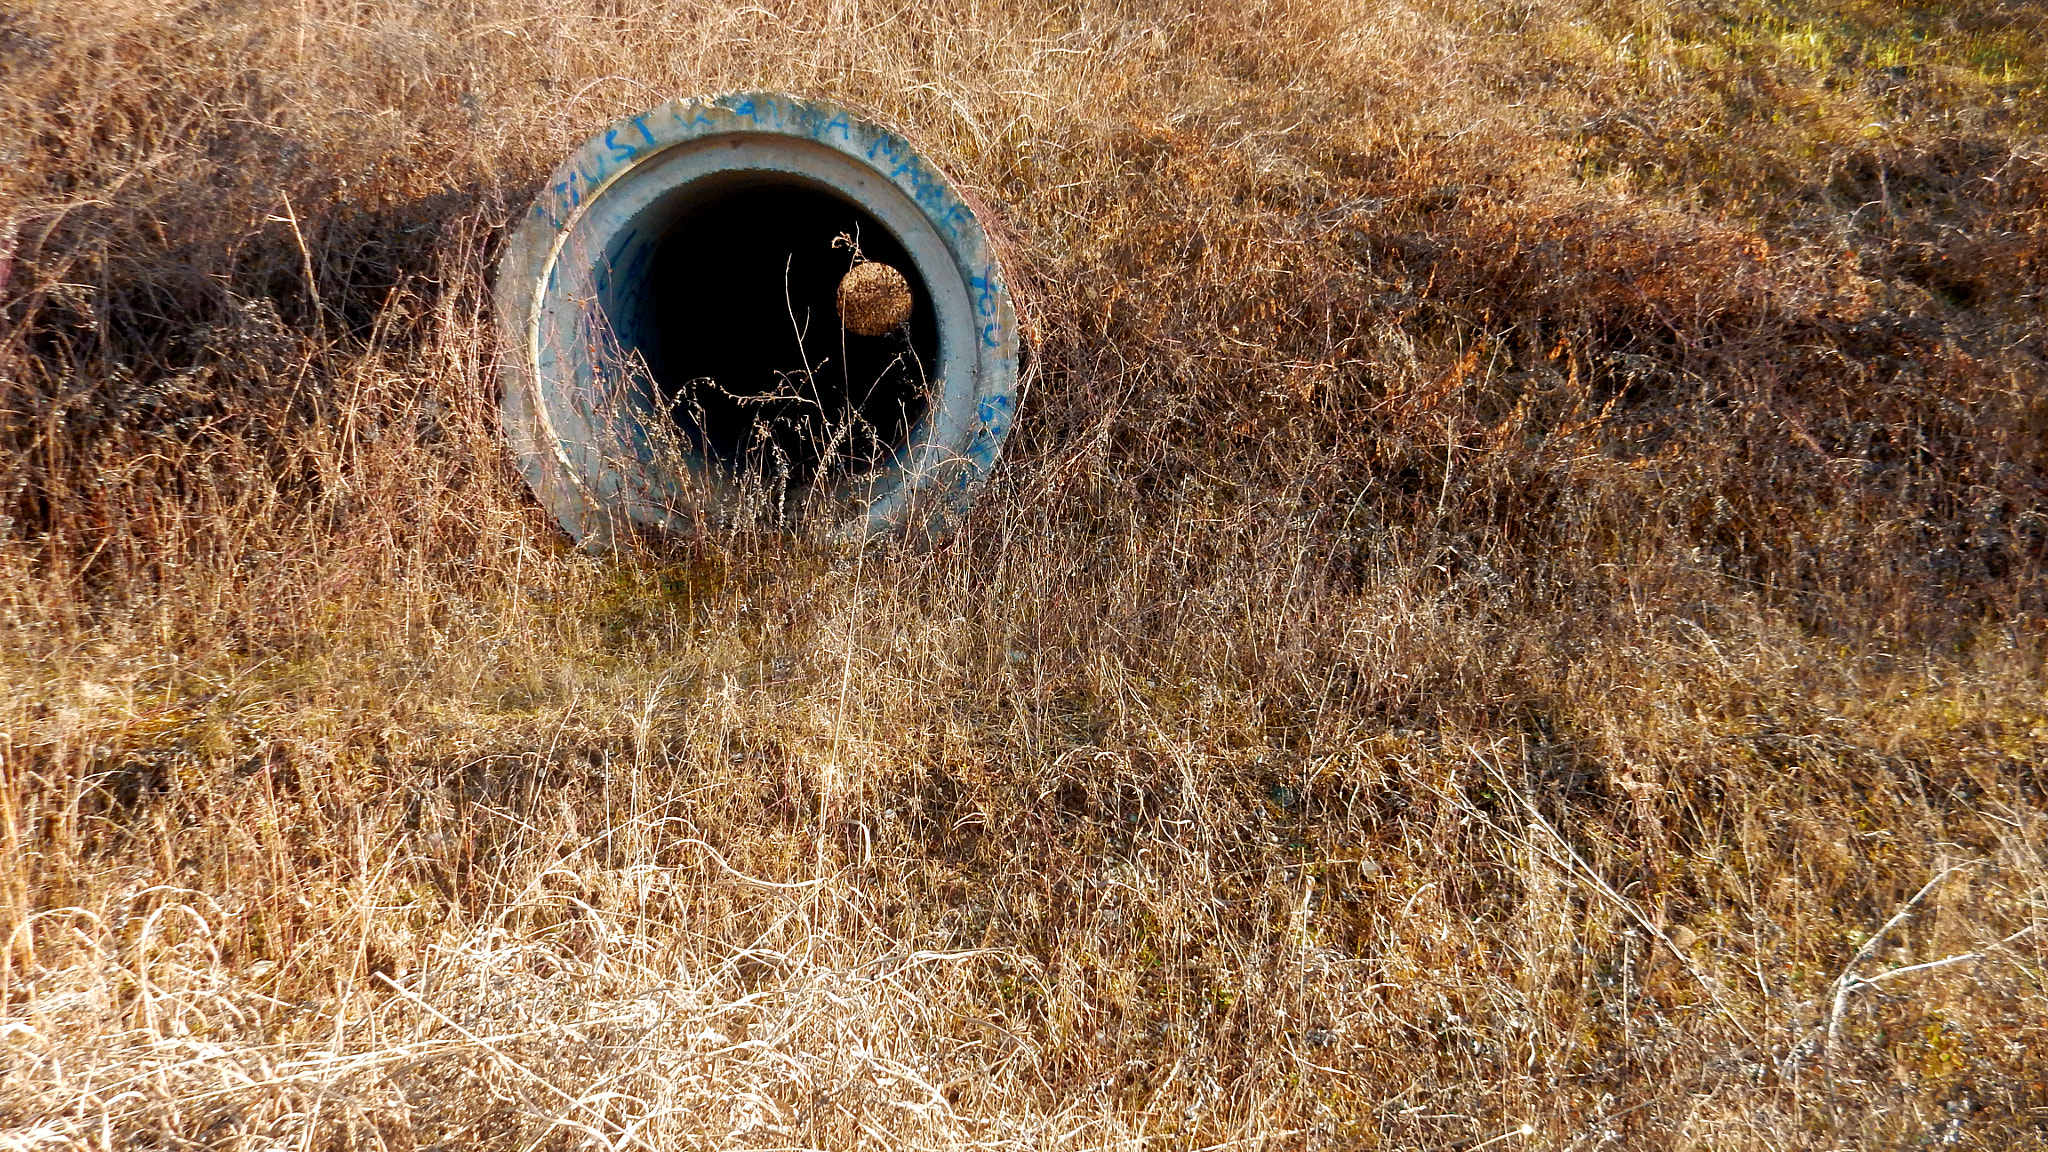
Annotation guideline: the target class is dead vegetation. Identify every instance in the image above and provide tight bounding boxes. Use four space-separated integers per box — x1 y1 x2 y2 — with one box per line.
2 0 2046 1148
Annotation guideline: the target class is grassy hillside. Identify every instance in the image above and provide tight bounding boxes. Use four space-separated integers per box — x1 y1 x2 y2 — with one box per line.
3 0 2045 1147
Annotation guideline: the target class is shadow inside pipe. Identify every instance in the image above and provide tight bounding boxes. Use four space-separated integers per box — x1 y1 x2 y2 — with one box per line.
633 184 937 494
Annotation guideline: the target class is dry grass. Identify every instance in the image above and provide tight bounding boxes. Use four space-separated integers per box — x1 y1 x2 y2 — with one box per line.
3 0 2047 1147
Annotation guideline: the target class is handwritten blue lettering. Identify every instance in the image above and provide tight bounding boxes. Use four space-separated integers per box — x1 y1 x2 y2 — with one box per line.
605 128 639 164
968 273 999 317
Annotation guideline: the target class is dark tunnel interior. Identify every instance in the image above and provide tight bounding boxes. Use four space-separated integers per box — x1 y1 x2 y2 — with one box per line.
637 183 937 490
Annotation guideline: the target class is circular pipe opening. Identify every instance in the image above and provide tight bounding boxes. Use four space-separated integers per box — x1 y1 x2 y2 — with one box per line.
496 93 1021 545
637 182 938 489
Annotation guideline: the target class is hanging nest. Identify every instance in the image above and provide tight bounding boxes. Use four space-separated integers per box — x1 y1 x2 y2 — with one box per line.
837 261 913 336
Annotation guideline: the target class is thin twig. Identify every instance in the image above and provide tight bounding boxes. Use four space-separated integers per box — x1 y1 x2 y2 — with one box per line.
677 838 831 890
1476 757 1757 1044
1823 864 1975 1086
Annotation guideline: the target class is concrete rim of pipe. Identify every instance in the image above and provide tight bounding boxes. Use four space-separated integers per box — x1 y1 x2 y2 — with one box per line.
495 91 1021 546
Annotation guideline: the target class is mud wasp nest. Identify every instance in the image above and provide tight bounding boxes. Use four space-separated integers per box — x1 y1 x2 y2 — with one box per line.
837 261 913 336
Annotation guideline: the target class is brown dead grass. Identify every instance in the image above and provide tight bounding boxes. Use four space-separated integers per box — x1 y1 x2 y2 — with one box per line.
2 0 2046 1148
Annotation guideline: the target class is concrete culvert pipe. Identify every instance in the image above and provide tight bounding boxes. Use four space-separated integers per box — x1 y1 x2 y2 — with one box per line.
495 92 1021 545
